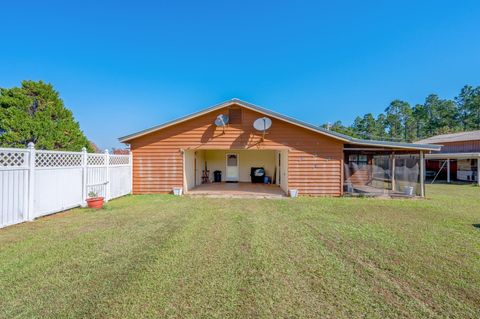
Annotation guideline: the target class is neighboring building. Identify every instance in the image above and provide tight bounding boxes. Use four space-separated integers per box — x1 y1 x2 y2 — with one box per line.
417 131 480 184
119 99 439 197
112 148 130 155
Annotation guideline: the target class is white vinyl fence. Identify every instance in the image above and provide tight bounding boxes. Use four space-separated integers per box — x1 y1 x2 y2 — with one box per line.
0 143 132 228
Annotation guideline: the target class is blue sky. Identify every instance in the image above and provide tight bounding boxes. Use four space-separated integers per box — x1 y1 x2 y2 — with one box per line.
1 1 479 149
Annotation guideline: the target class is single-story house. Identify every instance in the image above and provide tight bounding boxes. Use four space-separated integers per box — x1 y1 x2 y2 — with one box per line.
119 99 440 197
417 130 480 184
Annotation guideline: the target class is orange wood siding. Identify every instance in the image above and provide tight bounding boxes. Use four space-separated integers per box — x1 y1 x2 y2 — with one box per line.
129 104 344 196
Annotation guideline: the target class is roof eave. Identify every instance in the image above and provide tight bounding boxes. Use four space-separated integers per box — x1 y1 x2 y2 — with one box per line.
118 98 441 152
118 98 353 144
348 138 441 151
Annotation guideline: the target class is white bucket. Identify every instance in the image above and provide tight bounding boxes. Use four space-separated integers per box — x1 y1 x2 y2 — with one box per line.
289 189 299 198
173 187 183 196
404 186 414 196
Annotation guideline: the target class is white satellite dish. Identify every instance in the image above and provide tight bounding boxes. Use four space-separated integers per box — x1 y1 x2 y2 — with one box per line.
214 114 229 127
253 117 272 140
253 117 272 131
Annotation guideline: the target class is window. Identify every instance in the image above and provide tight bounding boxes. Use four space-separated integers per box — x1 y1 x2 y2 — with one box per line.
227 154 238 166
349 154 368 168
228 107 242 124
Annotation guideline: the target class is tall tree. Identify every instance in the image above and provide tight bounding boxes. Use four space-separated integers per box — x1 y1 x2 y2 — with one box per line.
352 116 366 138
351 114 377 139
374 114 387 140
412 104 428 140
385 100 413 141
321 121 358 137
362 113 377 138
423 94 459 135
326 84 480 141
0 80 93 151
455 85 480 130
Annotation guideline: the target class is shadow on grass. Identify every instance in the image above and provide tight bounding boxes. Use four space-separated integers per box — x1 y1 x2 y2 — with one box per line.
473 224 480 229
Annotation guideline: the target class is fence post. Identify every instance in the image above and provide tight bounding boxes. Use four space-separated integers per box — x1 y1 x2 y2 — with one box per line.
27 142 35 221
81 147 87 206
105 149 110 202
129 150 133 194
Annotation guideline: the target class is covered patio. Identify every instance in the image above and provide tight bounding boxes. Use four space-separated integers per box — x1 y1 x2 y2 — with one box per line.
183 149 289 196
426 152 479 185
343 146 426 198
186 182 287 198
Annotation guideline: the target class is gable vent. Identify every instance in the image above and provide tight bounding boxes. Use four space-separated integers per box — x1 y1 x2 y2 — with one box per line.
228 107 242 124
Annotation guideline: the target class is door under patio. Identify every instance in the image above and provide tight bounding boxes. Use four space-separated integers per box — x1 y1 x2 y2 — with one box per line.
183 149 288 196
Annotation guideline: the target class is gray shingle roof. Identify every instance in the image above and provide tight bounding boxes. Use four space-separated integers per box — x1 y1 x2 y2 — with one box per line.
119 98 440 151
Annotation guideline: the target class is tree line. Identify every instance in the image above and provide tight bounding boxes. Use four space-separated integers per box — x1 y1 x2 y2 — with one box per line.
2 80 479 151
323 85 480 142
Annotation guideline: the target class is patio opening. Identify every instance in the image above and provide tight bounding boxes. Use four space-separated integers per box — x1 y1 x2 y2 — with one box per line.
425 155 479 185
344 151 424 197
183 149 288 196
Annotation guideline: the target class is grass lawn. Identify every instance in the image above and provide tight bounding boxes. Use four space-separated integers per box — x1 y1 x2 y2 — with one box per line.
0 184 479 318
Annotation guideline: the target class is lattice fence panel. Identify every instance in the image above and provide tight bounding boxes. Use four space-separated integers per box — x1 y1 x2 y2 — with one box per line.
0 151 27 167
1 146 133 229
87 154 106 166
110 155 130 166
35 151 82 168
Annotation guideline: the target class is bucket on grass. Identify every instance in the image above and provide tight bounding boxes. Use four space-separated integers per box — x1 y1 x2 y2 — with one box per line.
289 189 299 198
173 187 183 196
404 186 414 196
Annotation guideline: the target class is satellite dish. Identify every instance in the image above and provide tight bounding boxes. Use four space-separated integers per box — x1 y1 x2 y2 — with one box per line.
214 114 229 127
253 117 272 141
253 117 272 131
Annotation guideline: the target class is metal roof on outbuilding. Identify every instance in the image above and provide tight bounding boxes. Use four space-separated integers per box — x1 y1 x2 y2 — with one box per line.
416 130 480 144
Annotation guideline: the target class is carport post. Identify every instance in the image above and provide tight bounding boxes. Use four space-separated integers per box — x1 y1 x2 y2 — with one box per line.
446 158 450 183
420 151 425 197
477 157 480 186
391 153 396 191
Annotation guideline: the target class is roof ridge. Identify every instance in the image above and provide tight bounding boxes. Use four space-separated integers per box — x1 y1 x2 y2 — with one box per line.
118 98 440 151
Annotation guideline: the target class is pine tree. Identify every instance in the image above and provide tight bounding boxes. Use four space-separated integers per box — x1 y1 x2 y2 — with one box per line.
456 85 480 130
0 80 93 151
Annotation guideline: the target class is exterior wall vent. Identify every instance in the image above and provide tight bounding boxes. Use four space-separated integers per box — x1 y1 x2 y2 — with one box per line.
228 107 242 124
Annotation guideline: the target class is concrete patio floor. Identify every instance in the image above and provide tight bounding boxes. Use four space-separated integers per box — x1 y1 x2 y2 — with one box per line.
186 182 287 198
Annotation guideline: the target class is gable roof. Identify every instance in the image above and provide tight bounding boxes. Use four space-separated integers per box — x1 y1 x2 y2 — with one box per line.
119 98 440 151
416 130 480 144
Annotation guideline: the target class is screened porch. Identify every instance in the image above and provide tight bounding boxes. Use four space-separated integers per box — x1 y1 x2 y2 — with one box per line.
344 149 425 197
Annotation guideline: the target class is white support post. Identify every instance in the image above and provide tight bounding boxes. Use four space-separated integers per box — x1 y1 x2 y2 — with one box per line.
477 157 479 186
27 142 35 221
81 147 88 206
182 149 187 193
391 153 396 191
420 151 425 197
105 149 110 202
446 159 451 183
129 150 133 194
